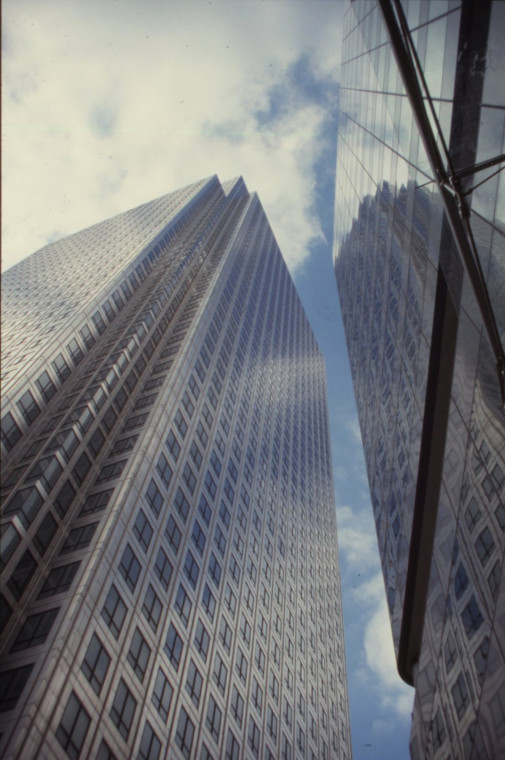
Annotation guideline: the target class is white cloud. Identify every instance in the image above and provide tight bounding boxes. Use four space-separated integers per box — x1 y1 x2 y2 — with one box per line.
336 504 379 571
2 0 343 272
359 573 414 719
346 416 363 444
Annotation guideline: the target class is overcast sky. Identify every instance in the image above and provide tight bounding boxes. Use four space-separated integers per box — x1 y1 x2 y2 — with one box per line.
2 1 413 756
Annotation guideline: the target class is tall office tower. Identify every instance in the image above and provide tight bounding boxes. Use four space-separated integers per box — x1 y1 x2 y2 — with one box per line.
334 1 505 758
1 176 351 760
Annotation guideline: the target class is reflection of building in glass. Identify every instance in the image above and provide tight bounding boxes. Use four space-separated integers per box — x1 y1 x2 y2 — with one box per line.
334 1 505 758
1 177 351 759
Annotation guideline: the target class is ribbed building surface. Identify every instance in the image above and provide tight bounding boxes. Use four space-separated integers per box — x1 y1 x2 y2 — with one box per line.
1 177 351 760
334 1 505 758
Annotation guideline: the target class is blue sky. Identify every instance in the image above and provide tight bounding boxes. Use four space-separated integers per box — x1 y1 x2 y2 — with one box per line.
2 1 413 756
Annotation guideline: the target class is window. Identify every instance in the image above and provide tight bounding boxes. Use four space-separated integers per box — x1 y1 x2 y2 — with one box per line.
72 453 91 486
235 648 247 683
79 325 95 349
205 471 217 499
281 733 292 760
88 429 105 456
184 551 200 589
175 706 195 759
233 532 244 559
142 585 162 632
219 502 231 530
229 556 240 585
239 614 251 647
248 717 260 757
61 523 97 554
199 494 212 526
133 510 153 552
192 520 206 555
210 450 222 476
52 353 71 383
452 672 470 719
156 453 172 489
101 585 127 639
80 488 111 516
110 679 137 741
166 430 181 461
196 420 208 448
462 596 483 639
213 653 227 695
27 455 63 492
8 550 37 600
96 740 116 760
465 497 481 533
269 671 279 703
165 623 183 671
38 562 80 599
219 616 232 653
181 391 194 418
202 583 216 621
119 545 141 592
91 311 107 335
81 634 110 695
251 677 263 714
188 374 200 399
138 721 161 760
206 694 222 742
145 480 163 517
56 691 90 759
267 706 278 740
0 664 34 712
230 686 244 727
454 563 469 600
97 460 127 483
225 728 240 760
228 459 238 483
182 463 197 494
224 584 237 618
17 390 41 425
195 359 206 382
36 371 57 402
255 642 265 674
67 338 84 367
194 618 210 661
208 387 218 410
174 584 192 627
186 659 203 707
208 552 222 589
174 488 190 523
154 548 173 590
165 515 182 554
475 527 495 567
127 628 150 682
190 441 202 470
151 667 173 722
1 412 22 451
174 410 188 439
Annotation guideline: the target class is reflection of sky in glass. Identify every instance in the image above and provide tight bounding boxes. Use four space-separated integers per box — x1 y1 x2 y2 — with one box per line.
334 2 505 759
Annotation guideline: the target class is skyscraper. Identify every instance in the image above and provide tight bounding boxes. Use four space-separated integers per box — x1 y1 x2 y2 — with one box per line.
1 176 351 760
334 1 504 758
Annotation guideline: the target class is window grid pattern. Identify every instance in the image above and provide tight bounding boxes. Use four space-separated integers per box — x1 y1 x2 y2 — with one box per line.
0 176 350 759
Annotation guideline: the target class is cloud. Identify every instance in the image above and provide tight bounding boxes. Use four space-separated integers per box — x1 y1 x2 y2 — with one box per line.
336 504 379 571
346 416 363 444
363 578 414 718
2 0 343 273
356 572 414 719
337 505 414 721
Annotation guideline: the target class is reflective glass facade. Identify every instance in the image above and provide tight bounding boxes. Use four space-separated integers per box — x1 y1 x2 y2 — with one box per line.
334 1 505 758
1 177 351 759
